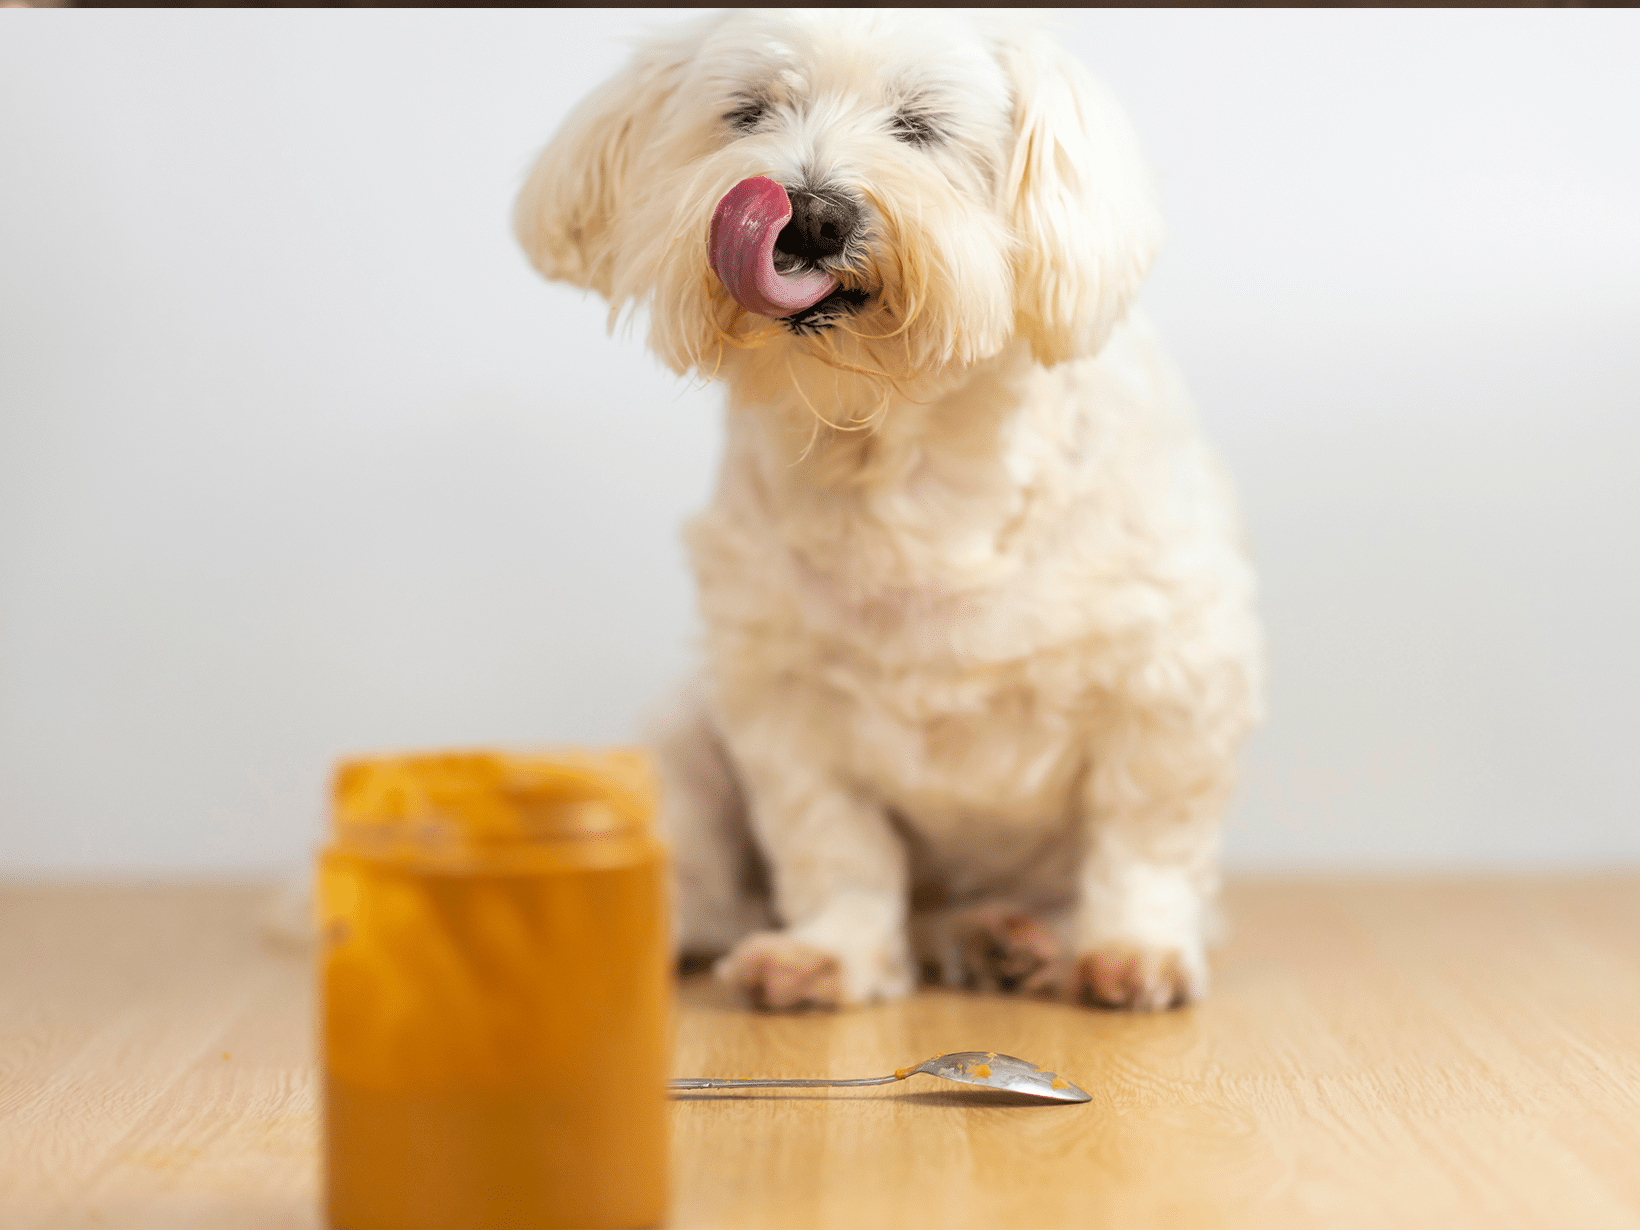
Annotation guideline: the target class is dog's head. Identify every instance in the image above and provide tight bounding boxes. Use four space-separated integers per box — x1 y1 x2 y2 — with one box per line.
516 10 1162 387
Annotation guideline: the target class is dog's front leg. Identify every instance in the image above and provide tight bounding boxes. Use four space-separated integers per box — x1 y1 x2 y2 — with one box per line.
1074 704 1237 1011
711 699 914 1009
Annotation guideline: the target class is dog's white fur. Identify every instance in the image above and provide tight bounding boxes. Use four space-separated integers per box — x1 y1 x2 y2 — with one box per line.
516 9 1263 1011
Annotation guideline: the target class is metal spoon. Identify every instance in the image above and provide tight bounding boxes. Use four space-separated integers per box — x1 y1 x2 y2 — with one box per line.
671 1051 1090 1103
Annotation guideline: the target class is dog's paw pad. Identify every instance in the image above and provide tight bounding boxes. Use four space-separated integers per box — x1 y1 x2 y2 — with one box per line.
716 934 842 1010
1076 944 1199 1011
921 905 1065 995
972 908 1063 994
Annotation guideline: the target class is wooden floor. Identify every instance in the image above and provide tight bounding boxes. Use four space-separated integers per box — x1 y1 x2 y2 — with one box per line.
2 878 1638 1229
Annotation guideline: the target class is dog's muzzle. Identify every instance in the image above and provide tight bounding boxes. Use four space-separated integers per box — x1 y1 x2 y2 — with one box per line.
709 177 853 321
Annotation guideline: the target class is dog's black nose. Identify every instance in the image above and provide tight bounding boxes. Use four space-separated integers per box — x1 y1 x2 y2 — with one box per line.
775 188 859 263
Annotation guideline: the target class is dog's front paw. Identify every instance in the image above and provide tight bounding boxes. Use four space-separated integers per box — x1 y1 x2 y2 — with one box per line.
1076 942 1205 1011
1074 853 1213 1010
914 904 1067 995
716 926 914 1009
715 934 842 1010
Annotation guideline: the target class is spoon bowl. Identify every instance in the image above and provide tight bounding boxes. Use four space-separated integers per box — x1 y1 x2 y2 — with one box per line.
903 1051 1091 1103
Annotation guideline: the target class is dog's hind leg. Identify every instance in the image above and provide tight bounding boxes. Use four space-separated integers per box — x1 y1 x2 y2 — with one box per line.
911 902 1072 996
646 677 773 963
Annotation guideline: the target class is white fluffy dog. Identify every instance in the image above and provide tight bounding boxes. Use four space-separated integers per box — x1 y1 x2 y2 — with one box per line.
515 9 1263 1012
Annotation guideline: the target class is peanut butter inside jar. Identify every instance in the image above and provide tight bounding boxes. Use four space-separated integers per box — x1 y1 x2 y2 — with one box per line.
319 750 670 1230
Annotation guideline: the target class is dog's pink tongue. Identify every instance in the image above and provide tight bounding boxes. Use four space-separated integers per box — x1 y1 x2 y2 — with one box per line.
709 176 838 318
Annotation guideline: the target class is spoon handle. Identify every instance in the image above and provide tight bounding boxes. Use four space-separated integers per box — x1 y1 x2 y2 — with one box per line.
670 1074 903 1090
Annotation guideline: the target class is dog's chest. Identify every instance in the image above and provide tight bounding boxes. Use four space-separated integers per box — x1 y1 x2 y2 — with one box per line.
765 438 1101 865
851 662 1084 809
830 660 1087 899
717 365 1121 661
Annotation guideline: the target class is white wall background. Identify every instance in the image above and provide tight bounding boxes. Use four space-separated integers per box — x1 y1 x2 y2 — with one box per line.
2 10 1636 877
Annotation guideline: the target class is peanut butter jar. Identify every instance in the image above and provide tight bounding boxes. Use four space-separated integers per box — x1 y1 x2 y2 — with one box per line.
318 750 670 1230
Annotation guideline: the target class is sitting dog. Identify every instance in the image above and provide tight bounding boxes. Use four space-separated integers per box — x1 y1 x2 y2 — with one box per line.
515 9 1263 1011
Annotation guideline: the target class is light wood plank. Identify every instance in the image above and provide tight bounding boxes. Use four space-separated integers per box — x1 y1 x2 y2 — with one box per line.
3 878 1638 1229
0 885 320 1230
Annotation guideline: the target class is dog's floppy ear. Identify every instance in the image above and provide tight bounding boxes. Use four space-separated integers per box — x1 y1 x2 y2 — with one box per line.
997 32 1165 366
513 22 708 299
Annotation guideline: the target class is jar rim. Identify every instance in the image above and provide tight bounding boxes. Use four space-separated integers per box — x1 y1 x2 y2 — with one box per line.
329 748 656 851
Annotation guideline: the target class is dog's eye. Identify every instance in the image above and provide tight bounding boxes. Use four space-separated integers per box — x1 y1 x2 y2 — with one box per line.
889 111 940 146
724 100 765 134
